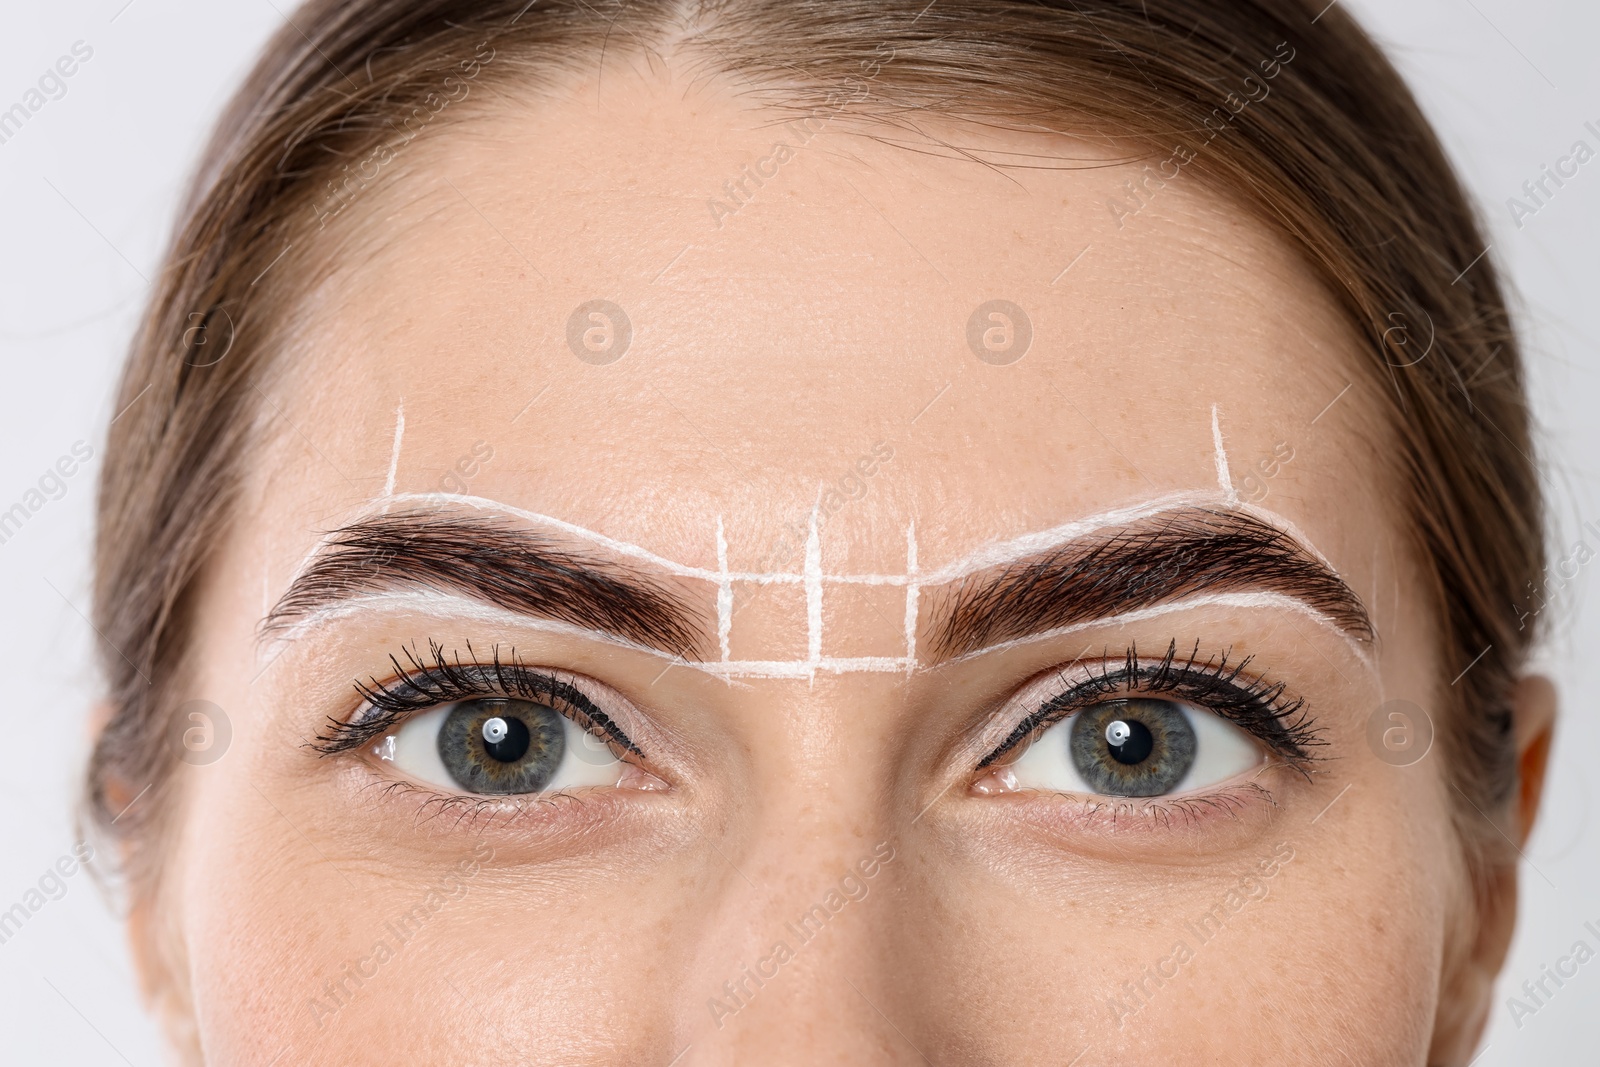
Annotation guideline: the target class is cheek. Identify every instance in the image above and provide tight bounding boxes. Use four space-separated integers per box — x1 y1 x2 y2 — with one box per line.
171 748 694 1062
873 804 1450 1063
177 827 684 1062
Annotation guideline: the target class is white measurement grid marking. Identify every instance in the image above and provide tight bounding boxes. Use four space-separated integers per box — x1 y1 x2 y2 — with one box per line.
273 408 1373 677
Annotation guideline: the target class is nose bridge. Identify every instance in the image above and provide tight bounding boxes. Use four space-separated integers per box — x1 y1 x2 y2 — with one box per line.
666 683 916 1064
674 828 912 1066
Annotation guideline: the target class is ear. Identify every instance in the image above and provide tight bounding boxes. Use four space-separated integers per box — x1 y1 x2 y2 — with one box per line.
127 873 204 1065
1509 675 1557 845
1430 674 1558 1065
88 699 205 1065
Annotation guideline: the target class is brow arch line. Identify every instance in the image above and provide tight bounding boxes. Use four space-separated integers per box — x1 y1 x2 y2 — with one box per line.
287 488 1338 591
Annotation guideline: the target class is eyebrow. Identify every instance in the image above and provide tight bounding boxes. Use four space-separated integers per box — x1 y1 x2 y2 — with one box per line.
262 511 708 659
925 506 1374 662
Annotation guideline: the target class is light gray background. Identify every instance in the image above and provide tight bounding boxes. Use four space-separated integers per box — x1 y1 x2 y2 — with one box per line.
0 1 1594 1062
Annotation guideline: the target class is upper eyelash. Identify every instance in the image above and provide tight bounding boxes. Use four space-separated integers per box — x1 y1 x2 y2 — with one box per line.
308 639 642 759
976 638 1325 772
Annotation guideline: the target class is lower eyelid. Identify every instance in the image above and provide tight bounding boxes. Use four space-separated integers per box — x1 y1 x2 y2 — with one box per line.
347 769 646 840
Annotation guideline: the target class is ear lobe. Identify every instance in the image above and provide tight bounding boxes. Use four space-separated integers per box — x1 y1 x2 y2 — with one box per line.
127 886 203 1064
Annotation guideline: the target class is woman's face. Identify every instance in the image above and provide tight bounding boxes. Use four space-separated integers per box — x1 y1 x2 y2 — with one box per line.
154 71 1475 1065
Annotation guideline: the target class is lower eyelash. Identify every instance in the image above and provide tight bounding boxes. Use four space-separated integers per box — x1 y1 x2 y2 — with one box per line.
357 774 607 834
1032 780 1280 832
978 639 1325 771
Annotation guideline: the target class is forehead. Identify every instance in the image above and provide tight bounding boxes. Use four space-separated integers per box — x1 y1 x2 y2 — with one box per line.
259 74 1375 580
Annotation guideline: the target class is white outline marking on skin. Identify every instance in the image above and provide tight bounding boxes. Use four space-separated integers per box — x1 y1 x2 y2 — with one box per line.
716 515 732 663
268 590 661 652
903 522 919 676
263 589 1371 678
290 488 1344 594
1212 404 1236 504
805 501 823 682
938 590 1374 670
284 489 1347 590
268 481 1370 677
381 400 405 508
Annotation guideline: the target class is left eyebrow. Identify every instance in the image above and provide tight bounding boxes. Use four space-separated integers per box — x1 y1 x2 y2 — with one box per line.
923 506 1374 662
261 511 709 659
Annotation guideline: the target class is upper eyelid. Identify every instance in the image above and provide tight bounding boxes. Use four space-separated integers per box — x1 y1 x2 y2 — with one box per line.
976 651 1316 769
315 647 643 757
384 664 641 751
983 665 1185 758
976 670 1118 769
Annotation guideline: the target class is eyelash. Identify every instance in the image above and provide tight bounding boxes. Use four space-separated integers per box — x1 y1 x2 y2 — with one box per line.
976 639 1324 773
308 639 642 761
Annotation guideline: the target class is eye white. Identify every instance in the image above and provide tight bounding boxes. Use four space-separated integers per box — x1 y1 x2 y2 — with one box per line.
379 703 624 793
1007 702 1264 796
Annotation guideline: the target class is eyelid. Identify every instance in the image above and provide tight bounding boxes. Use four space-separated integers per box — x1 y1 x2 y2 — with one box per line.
309 639 645 760
975 640 1322 771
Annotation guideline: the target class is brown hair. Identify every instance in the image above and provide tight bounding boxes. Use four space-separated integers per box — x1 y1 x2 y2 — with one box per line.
88 0 1541 890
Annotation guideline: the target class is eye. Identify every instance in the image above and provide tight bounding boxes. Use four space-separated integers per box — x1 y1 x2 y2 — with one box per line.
380 697 627 796
1002 697 1264 798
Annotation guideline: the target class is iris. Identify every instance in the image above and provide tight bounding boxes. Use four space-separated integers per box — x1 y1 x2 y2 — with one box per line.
437 698 566 794
1069 699 1197 796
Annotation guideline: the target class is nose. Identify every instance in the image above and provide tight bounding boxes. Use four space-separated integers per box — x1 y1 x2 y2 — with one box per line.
670 831 922 1066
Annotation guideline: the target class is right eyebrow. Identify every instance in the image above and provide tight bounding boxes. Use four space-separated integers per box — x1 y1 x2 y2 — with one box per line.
261 511 708 659
924 505 1375 662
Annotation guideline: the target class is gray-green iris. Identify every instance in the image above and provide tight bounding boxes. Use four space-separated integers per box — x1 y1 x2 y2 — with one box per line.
1068 699 1197 796
438 699 565 794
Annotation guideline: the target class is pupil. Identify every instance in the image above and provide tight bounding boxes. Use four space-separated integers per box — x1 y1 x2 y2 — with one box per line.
1105 718 1154 765
482 714 531 763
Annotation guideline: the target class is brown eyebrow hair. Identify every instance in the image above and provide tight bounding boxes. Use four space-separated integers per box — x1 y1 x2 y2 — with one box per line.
925 507 1374 661
262 511 708 659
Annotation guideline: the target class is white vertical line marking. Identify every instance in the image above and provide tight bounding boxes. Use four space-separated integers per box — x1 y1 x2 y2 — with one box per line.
716 516 732 663
903 522 919 675
1211 404 1235 503
805 501 823 683
381 400 406 509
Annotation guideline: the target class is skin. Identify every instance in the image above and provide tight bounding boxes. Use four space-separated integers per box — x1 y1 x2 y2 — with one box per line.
126 54 1555 1067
